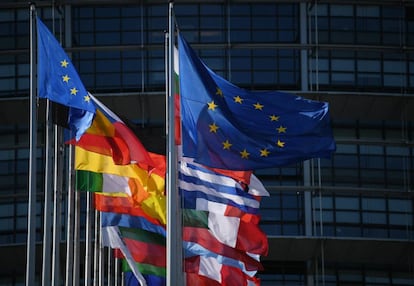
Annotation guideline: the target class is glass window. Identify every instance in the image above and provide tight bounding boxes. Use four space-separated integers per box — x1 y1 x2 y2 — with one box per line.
362 212 387 224
389 213 412 226
388 199 412 212
362 198 386 211
313 196 333 209
336 211 360 223
356 6 380 17
336 197 359 210
332 59 354 72
358 59 381 72
360 145 384 155
335 144 357 154
336 226 361 237
0 204 13 216
334 154 358 168
314 210 334 223
386 145 410 156
330 5 353 17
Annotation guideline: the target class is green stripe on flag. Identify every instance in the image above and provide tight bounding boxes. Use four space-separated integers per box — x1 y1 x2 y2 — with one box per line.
121 259 166 277
76 170 103 192
119 226 165 246
182 209 208 228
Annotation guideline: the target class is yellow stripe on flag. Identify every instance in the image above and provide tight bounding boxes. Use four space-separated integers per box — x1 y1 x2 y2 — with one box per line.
75 146 141 178
75 146 166 224
140 194 167 225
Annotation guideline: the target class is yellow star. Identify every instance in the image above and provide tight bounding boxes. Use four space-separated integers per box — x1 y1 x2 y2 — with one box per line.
216 87 223 97
207 101 218 111
260 148 270 157
222 140 232 150
209 123 219 133
253 102 264 110
277 126 287 133
70 87 78 95
62 74 70 83
234 96 243 104
270 115 280 121
84 95 91 102
240 149 250 159
61 59 69 68
277 140 285 148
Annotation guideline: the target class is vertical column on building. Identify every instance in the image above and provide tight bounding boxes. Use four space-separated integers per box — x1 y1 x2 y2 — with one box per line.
300 2 315 286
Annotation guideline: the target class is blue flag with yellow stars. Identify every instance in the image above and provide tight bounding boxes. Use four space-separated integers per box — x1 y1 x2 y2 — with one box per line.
178 34 336 170
37 17 95 139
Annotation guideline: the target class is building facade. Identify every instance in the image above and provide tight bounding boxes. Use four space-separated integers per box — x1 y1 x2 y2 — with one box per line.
0 0 413 285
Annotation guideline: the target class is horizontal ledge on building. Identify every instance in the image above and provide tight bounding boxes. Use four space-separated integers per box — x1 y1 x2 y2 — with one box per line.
264 236 414 267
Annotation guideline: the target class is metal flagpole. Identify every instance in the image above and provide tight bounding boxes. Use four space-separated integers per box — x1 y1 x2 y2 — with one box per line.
52 125 63 286
107 246 113 286
26 3 37 285
99 220 104 286
73 185 81 286
41 99 53 286
166 2 183 285
65 145 75 286
114 257 119 286
93 209 99 286
42 1 57 283
84 192 93 286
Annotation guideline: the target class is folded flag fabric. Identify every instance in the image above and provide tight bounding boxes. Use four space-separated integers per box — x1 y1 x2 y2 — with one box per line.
122 261 166 282
93 192 162 227
179 159 267 215
183 240 261 275
69 94 155 167
101 212 166 237
178 33 336 170
75 146 166 224
76 170 143 198
185 256 260 286
117 226 166 268
183 209 268 255
124 271 166 286
101 226 147 286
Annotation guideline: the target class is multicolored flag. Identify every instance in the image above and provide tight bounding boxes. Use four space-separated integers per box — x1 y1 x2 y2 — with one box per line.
185 256 260 286
69 94 156 167
183 208 268 255
179 159 268 215
101 226 147 285
75 146 166 224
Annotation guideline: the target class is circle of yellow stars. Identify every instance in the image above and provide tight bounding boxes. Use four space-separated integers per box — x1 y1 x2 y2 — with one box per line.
206 86 288 160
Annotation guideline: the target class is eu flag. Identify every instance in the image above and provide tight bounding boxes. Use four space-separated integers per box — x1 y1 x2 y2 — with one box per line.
37 17 95 139
178 34 336 170
37 17 94 113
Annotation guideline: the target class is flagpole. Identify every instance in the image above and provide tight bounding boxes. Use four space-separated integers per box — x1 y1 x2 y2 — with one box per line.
52 125 63 286
99 221 104 286
166 2 183 285
114 257 119 286
26 3 37 285
84 191 93 286
73 186 81 286
65 145 75 286
41 99 53 286
107 246 113 286
93 209 99 286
